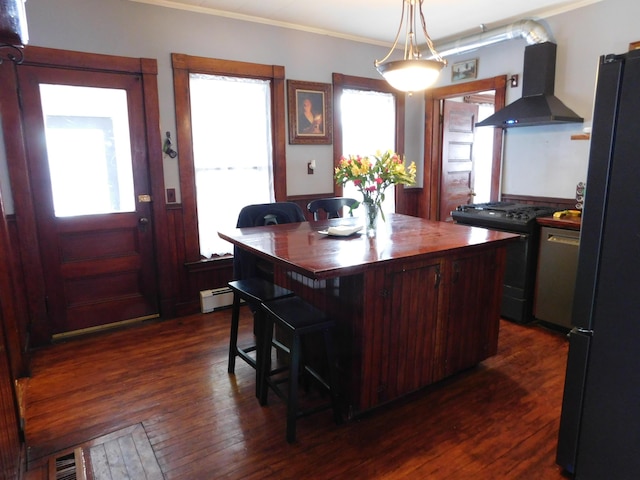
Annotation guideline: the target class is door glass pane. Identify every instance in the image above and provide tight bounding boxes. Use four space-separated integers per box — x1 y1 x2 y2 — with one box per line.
39 84 135 217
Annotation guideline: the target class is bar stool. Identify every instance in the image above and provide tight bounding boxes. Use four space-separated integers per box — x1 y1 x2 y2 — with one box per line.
227 278 294 396
258 296 342 443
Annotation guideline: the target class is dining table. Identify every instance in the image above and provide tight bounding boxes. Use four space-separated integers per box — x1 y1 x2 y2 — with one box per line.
219 213 518 416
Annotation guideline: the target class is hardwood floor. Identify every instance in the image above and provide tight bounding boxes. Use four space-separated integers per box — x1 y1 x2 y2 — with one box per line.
23 308 572 479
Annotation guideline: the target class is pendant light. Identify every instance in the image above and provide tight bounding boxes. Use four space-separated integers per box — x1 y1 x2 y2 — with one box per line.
375 0 446 92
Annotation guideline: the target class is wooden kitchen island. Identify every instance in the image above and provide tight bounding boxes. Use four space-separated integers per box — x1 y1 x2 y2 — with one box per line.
219 214 517 417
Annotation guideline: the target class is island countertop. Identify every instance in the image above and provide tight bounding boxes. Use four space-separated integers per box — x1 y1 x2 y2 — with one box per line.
219 213 518 280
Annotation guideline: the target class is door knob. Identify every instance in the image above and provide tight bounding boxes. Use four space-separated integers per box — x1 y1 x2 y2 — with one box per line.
138 217 149 232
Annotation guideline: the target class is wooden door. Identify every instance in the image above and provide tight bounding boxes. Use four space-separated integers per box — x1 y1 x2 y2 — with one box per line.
17 65 159 337
439 100 479 222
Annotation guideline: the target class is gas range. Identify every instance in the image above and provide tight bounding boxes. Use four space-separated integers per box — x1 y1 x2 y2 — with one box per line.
451 201 557 233
452 201 559 324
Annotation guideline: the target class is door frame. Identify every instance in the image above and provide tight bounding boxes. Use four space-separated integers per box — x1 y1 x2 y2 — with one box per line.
0 46 169 346
422 75 506 220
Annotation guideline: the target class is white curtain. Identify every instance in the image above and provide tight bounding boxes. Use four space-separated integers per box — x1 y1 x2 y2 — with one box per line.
189 74 274 257
340 88 396 216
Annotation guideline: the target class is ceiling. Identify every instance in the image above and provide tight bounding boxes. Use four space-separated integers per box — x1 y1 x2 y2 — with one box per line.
131 0 600 47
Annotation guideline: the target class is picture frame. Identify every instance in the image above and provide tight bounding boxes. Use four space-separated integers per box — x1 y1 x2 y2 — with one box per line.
287 80 333 145
452 58 478 82
629 41 640 51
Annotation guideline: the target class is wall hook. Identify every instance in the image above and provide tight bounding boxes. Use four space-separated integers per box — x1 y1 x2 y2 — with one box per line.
163 131 177 158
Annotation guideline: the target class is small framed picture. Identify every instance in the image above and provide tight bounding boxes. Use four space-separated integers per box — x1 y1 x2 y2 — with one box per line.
287 80 333 145
629 41 640 51
452 59 478 82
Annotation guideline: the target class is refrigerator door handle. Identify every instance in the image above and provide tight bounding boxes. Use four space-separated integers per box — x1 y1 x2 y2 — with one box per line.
572 326 593 336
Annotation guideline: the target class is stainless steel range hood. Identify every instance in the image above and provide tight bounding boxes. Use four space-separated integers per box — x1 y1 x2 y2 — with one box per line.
476 42 583 128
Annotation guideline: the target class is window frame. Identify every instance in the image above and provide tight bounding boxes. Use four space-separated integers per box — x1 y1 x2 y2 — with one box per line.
172 54 287 262
331 73 406 198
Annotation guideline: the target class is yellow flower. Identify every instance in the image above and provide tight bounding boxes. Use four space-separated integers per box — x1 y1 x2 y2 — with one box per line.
334 150 417 220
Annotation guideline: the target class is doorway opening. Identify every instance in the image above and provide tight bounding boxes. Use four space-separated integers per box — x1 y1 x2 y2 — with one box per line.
423 76 507 220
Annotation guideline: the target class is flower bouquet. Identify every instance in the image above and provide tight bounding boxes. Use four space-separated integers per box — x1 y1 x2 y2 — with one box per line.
334 150 416 236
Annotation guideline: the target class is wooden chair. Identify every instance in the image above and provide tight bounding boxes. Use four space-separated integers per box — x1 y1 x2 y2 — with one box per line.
307 197 358 221
258 296 342 443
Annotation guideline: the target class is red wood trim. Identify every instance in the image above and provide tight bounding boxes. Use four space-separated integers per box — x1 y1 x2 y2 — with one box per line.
22 46 147 73
272 67 287 201
171 53 283 79
423 75 507 220
0 59 50 345
171 53 287 261
140 59 173 316
171 57 200 263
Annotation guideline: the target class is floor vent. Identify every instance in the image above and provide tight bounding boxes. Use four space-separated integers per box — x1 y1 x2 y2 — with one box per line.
200 287 234 313
49 448 87 480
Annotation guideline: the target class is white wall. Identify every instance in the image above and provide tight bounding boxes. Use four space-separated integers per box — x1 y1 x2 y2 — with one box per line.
2 0 637 210
16 0 394 204
439 0 635 199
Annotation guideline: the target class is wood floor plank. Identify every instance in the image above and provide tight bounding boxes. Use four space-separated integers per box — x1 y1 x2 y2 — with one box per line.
24 308 571 479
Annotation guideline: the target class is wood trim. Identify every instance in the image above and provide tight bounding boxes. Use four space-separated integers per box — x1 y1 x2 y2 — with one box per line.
0 58 50 345
500 193 576 209
331 73 407 211
171 53 287 263
171 54 283 80
22 46 151 74
272 66 287 200
140 58 172 317
423 75 507 220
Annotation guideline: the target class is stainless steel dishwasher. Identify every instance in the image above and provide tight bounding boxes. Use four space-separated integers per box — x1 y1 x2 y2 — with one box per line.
534 226 580 329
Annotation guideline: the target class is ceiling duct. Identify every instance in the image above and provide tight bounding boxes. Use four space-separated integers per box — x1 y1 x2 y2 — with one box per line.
428 19 582 128
430 19 551 59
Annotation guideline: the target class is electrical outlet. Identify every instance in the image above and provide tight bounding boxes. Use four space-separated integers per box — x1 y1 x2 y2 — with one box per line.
166 188 176 203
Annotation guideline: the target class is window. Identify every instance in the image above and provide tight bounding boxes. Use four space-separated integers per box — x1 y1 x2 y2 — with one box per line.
332 74 405 215
190 74 274 256
172 55 286 261
340 88 397 215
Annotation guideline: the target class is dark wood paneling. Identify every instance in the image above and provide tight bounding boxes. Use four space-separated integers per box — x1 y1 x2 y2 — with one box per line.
501 193 576 209
165 205 234 317
0 184 23 478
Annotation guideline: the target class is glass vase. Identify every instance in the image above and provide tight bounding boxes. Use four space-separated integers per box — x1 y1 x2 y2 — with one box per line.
363 201 379 238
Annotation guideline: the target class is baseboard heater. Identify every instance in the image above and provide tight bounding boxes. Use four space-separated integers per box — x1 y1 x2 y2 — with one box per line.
200 287 234 313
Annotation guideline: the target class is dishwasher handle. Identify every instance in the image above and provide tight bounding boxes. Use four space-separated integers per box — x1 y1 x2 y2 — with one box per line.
546 234 580 246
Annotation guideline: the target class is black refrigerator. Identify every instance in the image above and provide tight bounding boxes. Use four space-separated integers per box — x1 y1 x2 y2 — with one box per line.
556 49 640 478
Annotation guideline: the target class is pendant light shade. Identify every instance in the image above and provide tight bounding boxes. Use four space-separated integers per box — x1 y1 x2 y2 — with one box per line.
375 0 446 92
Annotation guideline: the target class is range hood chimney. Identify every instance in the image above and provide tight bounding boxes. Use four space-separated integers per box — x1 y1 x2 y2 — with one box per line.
475 42 583 128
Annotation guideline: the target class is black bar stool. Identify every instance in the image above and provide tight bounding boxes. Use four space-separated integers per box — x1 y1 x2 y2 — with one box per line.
227 278 294 396
258 296 342 443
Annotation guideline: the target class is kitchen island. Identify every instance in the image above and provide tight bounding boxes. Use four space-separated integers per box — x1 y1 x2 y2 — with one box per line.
219 214 517 416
